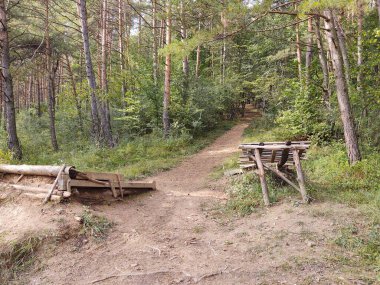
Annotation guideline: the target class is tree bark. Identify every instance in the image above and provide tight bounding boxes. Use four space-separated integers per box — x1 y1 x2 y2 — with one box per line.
357 0 363 97
118 0 127 109
99 0 114 147
324 10 361 164
334 13 350 83
77 0 101 141
152 0 158 86
163 0 171 137
65 54 83 131
0 0 22 159
36 77 42 117
45 0 59 151
220 9 227 84
180 0 189 102
314 16 332 109
295 20 303 83
305 17 313 86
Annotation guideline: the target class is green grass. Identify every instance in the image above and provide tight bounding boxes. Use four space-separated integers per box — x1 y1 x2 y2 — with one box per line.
80 208 113 240
239 114 380 279
0 117 235 179
0 235 43 283
222 174 295 216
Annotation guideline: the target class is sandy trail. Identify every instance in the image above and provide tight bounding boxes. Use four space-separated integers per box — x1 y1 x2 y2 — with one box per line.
25 106 371 285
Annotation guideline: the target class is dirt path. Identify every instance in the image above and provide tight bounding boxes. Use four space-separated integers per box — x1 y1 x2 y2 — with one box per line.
25 107 372 285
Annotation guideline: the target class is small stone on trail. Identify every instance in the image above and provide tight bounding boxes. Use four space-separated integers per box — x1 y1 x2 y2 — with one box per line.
306 240 316 247
131 263 138 268
56 208 64 215
74 216 83 223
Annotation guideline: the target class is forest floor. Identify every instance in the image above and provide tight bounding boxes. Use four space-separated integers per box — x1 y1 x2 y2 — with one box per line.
1 106 376 285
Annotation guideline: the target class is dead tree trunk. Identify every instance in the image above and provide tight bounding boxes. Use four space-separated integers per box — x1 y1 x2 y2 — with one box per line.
0 0 22 159
324 10 361 164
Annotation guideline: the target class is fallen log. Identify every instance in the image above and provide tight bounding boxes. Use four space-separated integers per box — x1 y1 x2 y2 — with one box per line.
0 164 77 179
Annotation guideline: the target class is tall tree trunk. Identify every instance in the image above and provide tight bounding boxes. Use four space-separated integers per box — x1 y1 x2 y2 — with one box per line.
0 0 22 159
36 77 42 117
295 20 303 83
45 0 59 151
180 0 189 102
65 54 83 131
195 20 201 78
357 0 364 97
220 9 227 84
152 0 158 86
28 75 33 109
314 17 331 109
324 10 361 164
77 0 101 141
137 0 142 50
334 13 350 83
305 17 313 86
377 0 380 25
99 0 114 147
163 0 171 137
118 0 126 109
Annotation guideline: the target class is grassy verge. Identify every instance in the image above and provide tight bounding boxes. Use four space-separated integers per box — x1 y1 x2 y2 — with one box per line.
0 121 235 179
0 234 43 284
228 115 380 279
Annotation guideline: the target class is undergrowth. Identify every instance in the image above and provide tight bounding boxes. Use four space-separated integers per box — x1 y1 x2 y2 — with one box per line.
0 120 234 179
0 235 43 284
80 208 113 240
223 174 294 216
233 115 380 279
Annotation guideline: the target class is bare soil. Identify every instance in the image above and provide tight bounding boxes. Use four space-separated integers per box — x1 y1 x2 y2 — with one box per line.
1 107 375 285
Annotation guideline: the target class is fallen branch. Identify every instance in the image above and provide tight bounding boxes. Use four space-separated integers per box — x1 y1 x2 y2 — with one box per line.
193 265 229 283
90 270 176 284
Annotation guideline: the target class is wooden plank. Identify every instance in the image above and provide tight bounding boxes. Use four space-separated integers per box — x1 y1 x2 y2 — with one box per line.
254 148 270 206
278 148 290 168
292 149 309 203
241 145 309 150
263 165 301 193
21 192 61 202
270 150 277 163
68 179 156 190
43 164 66 204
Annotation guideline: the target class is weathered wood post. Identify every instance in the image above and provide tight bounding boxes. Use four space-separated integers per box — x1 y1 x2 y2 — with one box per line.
292 149 309 203
254 148 270 206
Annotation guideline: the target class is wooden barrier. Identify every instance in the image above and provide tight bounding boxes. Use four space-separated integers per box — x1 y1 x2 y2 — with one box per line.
0 164 156 203
239 141 311 205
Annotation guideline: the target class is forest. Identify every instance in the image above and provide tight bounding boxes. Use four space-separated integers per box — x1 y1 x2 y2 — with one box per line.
0 0 380 284
0 0 379 165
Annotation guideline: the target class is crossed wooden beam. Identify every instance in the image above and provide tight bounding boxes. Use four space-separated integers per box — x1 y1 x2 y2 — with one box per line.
239 141 311 206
